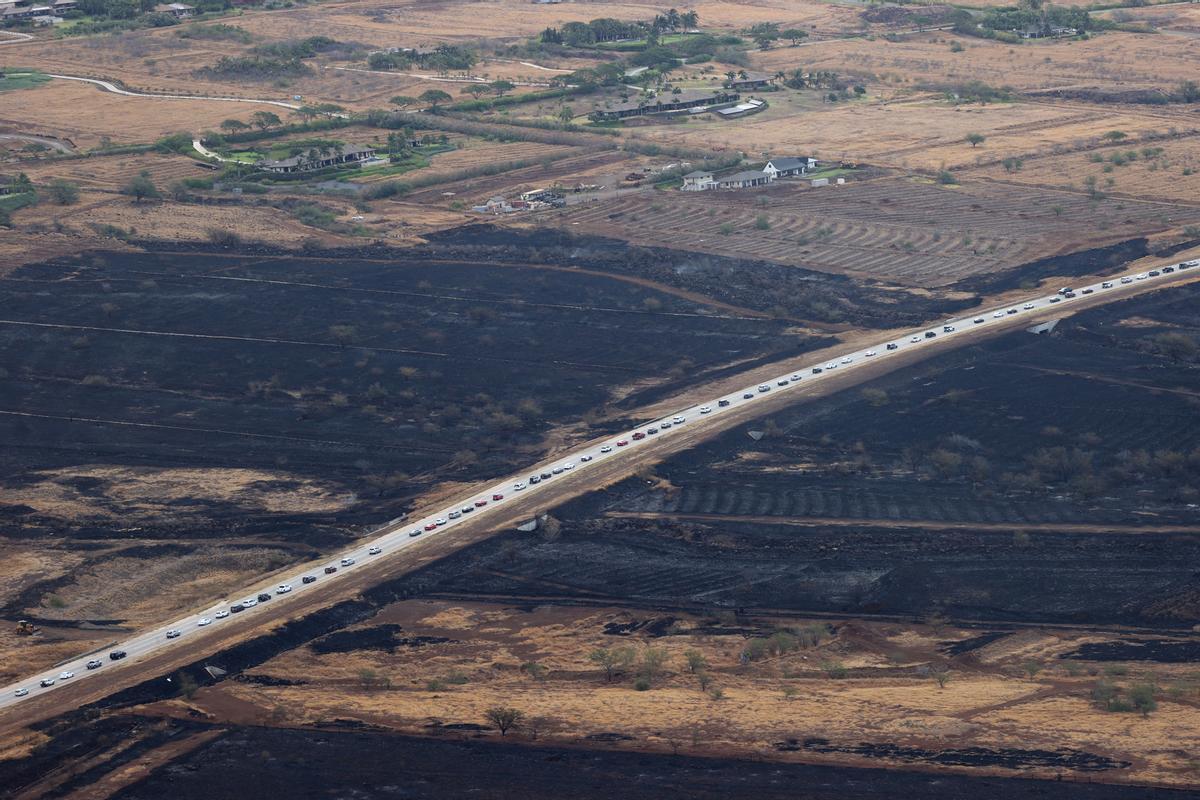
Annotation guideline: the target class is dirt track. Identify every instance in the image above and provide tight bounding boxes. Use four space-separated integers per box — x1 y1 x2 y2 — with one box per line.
2 263 1198 736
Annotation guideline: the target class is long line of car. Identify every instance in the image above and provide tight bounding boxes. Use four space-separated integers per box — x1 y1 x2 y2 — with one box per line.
2 259 1194 709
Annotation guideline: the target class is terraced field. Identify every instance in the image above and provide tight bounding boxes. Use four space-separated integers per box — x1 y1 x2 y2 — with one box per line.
562 177 1200 287
16 152 214 192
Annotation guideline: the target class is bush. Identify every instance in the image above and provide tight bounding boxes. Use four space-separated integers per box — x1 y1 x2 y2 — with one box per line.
47 179 79 205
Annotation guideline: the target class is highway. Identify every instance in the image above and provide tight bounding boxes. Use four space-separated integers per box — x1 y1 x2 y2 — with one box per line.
1 259 1195 711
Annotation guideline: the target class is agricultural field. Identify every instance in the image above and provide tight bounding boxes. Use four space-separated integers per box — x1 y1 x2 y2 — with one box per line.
559 175 1200 288
962 135 1200 205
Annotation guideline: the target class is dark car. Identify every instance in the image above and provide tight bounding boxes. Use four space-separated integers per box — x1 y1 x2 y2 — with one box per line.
924 331 937 338
325 566 338 574
812 367 823 374
109 650 127 660
886 343 898 351
257 593 271 602
718 399 730 407
230 603 245 613
743 392 754 399
302 576 317 584
409 529 422 537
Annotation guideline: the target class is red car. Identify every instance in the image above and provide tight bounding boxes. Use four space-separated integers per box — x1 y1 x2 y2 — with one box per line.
616 439 629 447
474 499 487 508
632 432 646 441
424 523 437 531
492 493 504 501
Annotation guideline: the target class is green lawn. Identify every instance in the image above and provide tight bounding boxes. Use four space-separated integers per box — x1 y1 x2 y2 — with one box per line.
0 71 50 92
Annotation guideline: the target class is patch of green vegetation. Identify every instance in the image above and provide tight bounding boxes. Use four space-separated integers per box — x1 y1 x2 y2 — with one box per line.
0 71 51 92
176 23 252 43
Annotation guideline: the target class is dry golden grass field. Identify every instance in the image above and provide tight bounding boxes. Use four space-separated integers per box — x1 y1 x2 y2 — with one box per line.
159 600 1200 788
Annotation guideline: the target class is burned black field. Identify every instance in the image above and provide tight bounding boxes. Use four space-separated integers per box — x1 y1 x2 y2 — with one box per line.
103 725 1193 800
414 283 1200 627
0 248 817 545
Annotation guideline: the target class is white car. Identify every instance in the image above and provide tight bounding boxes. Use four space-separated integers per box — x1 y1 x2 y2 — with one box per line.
39 678 55 687
242 598 258 608
1120 276 1133 284
825 363 837 370
699 406 711 414
580 455 592 463
993 311 1005 318
600 445 613 453
1023 303 1035 310
14 688 28 697
563 462 574 470
166 629 181 639
58 671 74 680
434 518 447 526
791 374 802 381
514 482 527 490
277 584 292 594
215 610 230 619
672 415 685 424
449 510 461 519
758 384 770 393
864 351 876 357
1135 273 1148 281
840 357 852 364
197 617 212 627
368 546 382 555
910 336 922 343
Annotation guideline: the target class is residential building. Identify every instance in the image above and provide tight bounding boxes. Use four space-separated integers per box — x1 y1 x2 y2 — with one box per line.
681 170 715 191
726 71 776 90
258 144 377 174
589 89 738 122
762 157 817 179
153 2 194 17
717 170 772 190
712 97 767 119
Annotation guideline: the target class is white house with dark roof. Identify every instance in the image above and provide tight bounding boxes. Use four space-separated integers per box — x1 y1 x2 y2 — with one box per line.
763 157 817 179
681 170 715 191
717 170 772 190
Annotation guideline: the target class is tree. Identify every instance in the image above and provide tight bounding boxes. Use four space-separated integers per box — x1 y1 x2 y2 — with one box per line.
781 28 808 45
490 79 516 97
220 118 249 133
557 105 574 125
250 110 281 131
48 179 79 205
122 171 161 203
589 646 635 682
1101 130 1127 142
328 324 357 346
683 650 708 674
418 89 452 109
932 669 951 689
485 706 524 735
389 95 416 109
965 132 986 148
1128 683 1157 717
680 9 698 28
462 84 490 99
520 661 548 681
1022 660 1043 679
639 647 669 684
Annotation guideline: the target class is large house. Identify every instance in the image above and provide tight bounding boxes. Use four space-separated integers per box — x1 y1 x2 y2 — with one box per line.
682 156 821 192
726 71 776 90
589 89 738 122
763 157 817 179
717 170 771 190
681 170 715 192
259 144 377 174
153 2 194 17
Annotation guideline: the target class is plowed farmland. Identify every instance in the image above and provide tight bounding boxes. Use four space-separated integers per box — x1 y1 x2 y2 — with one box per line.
560 177 1200 288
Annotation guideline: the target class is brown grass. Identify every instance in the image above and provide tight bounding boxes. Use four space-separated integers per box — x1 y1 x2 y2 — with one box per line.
185 600 1200 788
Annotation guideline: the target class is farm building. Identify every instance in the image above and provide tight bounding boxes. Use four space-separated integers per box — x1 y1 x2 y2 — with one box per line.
718 170 772 190
681 171 716 191
763 157 817 179
589 89 738 122
258 144 377 174
726 71 776 90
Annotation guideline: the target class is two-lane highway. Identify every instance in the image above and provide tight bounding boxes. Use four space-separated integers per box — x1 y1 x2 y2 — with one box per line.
2 259 1196 710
